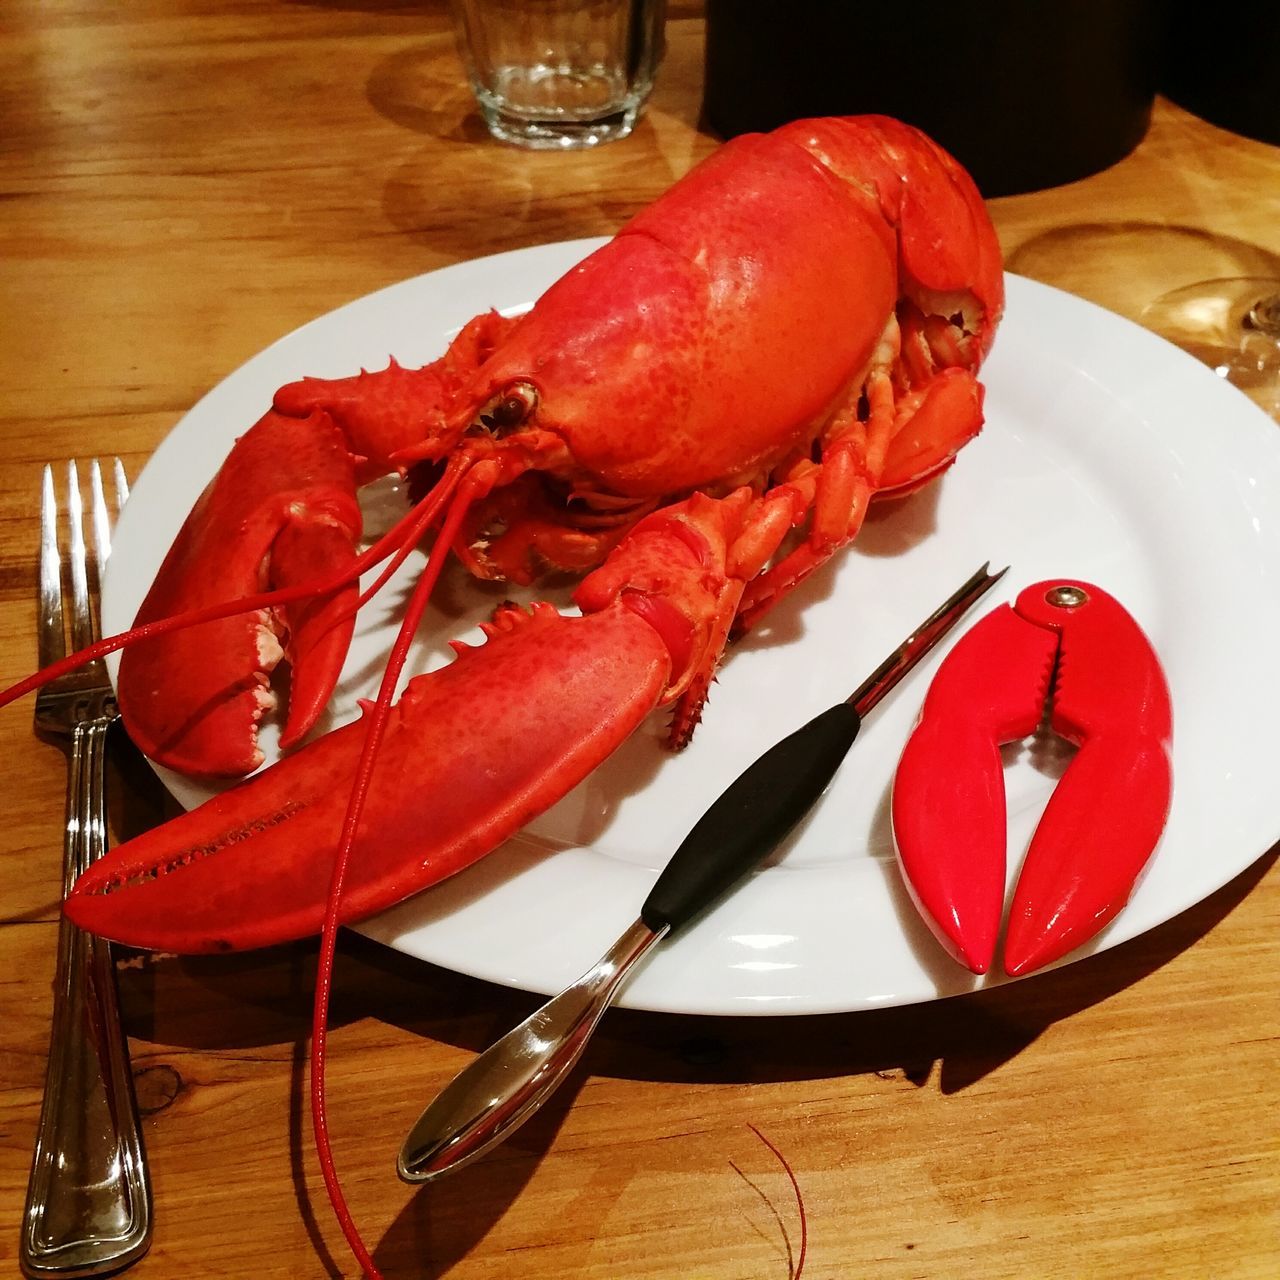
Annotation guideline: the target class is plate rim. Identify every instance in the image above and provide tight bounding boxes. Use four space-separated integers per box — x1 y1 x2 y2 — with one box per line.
102 240 1280 1017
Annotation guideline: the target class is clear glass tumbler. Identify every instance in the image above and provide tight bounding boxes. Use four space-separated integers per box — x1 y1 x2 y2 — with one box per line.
450 0 667 149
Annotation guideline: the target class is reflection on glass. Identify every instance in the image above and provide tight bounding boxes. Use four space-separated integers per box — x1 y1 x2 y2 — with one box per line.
1141 278 1280 420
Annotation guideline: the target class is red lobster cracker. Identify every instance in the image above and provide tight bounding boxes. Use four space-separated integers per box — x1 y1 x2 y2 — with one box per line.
4 115 1004 1276
892 580 1173 977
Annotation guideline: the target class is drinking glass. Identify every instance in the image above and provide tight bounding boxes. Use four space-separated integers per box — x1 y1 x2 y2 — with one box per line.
1151 4 1280 417
450 0 666 149
1141 279 1280 420
1006 225 1280 422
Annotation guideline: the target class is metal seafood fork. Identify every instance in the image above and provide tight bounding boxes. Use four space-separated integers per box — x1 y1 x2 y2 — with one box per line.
22 461 152 1278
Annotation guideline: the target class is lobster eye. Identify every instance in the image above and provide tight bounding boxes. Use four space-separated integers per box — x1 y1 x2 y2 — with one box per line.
489 381 538 431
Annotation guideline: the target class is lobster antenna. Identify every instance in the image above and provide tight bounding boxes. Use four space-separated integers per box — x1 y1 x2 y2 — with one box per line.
308 470 487 1278
0 461 467 713
352 453 474 612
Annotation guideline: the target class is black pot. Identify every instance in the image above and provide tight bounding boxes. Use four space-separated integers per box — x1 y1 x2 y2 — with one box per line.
703 0 1161 197
1161 1 1280 146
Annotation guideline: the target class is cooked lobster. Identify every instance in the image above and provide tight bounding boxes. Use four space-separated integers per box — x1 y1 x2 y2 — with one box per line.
5 115 1003 1276
49 115 1002 952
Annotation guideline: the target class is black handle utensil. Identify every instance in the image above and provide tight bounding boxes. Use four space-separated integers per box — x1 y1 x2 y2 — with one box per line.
398 562 1006 1184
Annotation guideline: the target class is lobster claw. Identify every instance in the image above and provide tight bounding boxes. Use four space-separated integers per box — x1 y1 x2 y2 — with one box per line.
116 410 364 777
891 580 1173 977
67 603 671 952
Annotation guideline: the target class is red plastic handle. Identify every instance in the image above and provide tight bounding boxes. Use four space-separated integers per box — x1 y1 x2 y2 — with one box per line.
892 580 1172 977
1003 582 1173 974
891 602 1057 974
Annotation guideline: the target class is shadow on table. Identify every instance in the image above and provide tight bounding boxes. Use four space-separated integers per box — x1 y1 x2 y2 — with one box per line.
373 1073 589 1278
109 819 1273 1276
361 840 1279 1093
368 840 1276 1275
117 836 1277 1077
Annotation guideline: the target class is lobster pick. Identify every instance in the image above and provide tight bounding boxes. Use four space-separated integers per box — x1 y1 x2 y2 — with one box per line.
399 561 1007 1183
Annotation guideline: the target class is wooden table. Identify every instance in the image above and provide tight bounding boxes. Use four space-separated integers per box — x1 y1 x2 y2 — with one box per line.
3 5 1277 1277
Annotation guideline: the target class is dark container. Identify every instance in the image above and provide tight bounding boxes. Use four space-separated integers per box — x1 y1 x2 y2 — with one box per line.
1161 2 1280 146
703 0 1160 197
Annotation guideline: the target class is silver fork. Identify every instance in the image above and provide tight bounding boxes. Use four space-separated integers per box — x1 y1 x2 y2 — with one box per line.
22 460 152 1278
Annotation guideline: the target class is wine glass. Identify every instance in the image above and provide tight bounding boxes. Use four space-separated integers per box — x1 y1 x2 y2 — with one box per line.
1005 224 1280 422
1144 17 1279 420
1141 278 1280 420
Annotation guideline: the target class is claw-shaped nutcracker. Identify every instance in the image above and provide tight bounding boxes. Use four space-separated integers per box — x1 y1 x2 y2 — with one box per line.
891 580 1173 977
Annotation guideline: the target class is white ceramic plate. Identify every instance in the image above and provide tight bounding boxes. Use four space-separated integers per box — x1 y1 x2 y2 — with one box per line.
103 239 1280 1016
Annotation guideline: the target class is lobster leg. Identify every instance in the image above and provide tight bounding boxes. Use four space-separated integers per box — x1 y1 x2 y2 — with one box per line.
272 311 519 478
117 409 364 777
573 488 799 746
735 359 985 634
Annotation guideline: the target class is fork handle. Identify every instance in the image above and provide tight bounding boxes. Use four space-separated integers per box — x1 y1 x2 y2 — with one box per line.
22 718 152 1278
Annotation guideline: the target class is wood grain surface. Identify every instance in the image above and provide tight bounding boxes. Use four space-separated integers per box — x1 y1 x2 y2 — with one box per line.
2 4 1277 1277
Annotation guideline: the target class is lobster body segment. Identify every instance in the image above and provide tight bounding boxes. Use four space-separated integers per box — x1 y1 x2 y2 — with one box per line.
778 116 1004 356
465 130 900 497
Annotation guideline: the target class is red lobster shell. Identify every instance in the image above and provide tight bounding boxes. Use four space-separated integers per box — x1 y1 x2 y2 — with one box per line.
52 115 1004 954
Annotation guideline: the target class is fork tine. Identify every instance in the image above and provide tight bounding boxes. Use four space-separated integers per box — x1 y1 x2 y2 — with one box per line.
90 458 127 642
113 455 130 508
90 459 111 606
66 462 93 654
38 465 66 669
